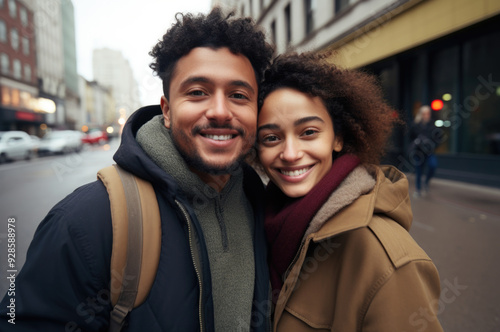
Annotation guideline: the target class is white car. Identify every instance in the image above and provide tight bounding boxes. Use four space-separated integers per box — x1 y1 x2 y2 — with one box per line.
38 130 83 155
0 131 34 163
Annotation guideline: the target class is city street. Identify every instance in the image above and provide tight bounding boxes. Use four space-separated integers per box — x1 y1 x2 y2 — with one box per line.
0 142 499 331
0 140 120 297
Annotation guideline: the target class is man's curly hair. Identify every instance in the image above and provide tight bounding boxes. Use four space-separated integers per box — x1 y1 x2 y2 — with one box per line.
259 52 400 165
150 7 274 99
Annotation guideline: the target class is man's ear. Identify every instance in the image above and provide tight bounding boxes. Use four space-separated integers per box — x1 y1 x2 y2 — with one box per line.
160 96 171 128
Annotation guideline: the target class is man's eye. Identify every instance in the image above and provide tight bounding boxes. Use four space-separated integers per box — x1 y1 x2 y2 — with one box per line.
231 93 248 100
190 90 206 96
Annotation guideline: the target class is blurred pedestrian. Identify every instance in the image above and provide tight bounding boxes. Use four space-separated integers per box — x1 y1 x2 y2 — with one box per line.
410 105 438 197
0 8 274 332
257 52 443 331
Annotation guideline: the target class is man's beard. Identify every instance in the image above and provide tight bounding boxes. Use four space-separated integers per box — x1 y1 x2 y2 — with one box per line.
170 124 254 175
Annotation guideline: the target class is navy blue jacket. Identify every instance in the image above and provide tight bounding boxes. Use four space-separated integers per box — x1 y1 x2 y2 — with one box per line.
0 105 271 331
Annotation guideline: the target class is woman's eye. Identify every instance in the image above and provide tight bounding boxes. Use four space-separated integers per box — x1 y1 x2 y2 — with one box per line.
260 135 279 143
303 129 317 136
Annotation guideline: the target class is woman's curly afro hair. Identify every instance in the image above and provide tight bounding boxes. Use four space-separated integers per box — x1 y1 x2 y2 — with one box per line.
259 52 400 165
150 7 274 99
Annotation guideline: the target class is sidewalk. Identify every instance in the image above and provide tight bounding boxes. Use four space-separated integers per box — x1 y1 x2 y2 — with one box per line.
405 173 500 217
404 172 500 332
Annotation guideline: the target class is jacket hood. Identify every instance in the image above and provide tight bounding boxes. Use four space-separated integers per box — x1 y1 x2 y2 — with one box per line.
307 165 412 241
112 105 265 206
113 105 183 198
372 165 413 231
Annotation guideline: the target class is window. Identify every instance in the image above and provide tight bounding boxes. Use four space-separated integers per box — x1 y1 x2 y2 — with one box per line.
0 20 6 43
8 0 16 18
24 63 31 82
20 7 27 27
22 37 29 55
1 53 9 74
305 0 315 36
10 28 19 50
284 4 291 45
260 0 265 12
335 0 350 13
2 86 11 105
429 46 460 155
270 20 276 45
241 4 245 16
13 59 21 79
461 30 500 155
249 0 253 17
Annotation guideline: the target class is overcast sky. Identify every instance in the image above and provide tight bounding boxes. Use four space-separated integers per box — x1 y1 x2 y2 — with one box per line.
73 0 212 106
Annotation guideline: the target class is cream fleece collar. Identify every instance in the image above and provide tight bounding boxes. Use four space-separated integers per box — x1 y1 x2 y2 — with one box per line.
304 165 376 238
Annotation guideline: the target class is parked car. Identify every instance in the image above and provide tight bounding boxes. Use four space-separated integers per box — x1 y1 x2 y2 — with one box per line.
30 135 41 153
81 129 108 145
0 131 34 163
38 130 83 155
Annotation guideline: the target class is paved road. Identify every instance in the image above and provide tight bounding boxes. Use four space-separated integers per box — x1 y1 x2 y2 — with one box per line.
407 174 500 332
0 140 119 297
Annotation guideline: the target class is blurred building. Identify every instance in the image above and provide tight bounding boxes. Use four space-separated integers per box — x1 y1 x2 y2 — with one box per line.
24 0 66 130
215 0 500 187
61 0 79 130
92 48 140 120
0 0 40 134
78 75 115 132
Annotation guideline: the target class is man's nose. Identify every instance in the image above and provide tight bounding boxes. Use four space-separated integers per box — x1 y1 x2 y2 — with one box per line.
206 92 233 123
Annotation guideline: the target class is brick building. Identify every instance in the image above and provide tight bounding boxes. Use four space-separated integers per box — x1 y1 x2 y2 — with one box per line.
0 0 42 134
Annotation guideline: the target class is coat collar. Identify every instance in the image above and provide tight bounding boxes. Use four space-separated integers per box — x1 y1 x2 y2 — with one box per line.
306 164 412 242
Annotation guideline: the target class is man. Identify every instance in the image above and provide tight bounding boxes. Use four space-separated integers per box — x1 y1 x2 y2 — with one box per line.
0 8 274 331
410 105 439 197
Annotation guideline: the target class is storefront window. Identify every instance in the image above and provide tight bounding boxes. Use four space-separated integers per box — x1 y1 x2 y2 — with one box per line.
2 86 11 105
461 30 500 155
429 45 459 154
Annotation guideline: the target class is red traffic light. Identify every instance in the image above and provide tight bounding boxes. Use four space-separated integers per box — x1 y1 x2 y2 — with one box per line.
431 99 444 111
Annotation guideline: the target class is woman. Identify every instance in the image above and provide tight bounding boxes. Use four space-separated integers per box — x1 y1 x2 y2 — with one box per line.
410 105 439 197
257 53 443 331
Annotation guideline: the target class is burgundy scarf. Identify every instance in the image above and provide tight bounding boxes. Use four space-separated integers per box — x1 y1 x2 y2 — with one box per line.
264 154 360 301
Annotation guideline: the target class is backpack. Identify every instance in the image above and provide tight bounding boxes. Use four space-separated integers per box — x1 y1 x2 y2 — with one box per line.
97 165 162 332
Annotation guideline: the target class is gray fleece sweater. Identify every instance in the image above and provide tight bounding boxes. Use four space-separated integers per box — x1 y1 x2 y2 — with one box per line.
136 115 255 331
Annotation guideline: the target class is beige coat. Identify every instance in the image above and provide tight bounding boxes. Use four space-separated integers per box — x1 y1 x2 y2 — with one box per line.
272 165 443 332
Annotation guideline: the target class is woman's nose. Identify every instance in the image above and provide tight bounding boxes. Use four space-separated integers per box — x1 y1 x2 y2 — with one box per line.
280 138 303 162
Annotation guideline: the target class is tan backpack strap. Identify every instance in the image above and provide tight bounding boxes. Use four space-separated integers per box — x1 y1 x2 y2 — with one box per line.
97 165 161 331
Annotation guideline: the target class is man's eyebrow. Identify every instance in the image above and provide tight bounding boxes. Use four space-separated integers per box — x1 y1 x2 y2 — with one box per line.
230 80 255 94
179 76 210 89
179 77 255 94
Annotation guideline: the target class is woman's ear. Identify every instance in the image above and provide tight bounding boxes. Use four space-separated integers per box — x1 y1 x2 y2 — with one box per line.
333 135 343 152
160 96 171 128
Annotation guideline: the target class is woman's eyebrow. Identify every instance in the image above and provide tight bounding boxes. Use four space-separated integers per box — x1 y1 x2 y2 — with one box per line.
257 123 280 133
258 116 325 133
294 116 325 126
